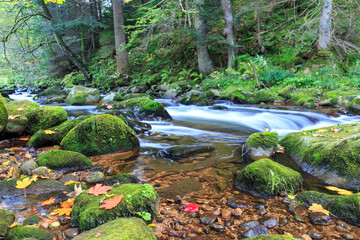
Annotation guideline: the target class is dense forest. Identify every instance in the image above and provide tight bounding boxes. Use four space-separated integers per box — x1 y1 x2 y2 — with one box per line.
1 0 359 107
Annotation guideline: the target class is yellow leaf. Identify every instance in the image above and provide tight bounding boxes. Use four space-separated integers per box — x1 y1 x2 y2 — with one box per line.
44 130 56 135
287 194 296 200
16 178 32 189
53 208 72 216
2 160 10 166
64 180 80 186
52 221 60 227
148 223 156 227
31 175 38 182
9 222 22 228
308 203 330 216
325 186 353 195
315 129 328 133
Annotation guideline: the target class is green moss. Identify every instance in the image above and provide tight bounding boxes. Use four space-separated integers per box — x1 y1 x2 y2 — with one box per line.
5 226 54 240
104 173 140 186
73 218 157 240
280 123 360 190
296 191 360 225
247 132 279 149
35 87 67 103
71 184 159 231
248 235 297 240
28 116 90 148
65 86 100 105
253 90 279 103
235 158 303 198
220 86 249 103
123 93 154 100
346 97 360 114
37 150 92 171
61 114 140 156
22 215 42 226
64 182 87 192
26 106 68 135
0 94 8 132
0 209 15 239
276 85 295 99
6 100 39 115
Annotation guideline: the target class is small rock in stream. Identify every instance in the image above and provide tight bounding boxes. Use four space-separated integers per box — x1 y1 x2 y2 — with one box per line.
85 171 105 184
200 213 216 225
241 226 268 238
210 223 224 232
309 212 333 226
64 228 80 239
20 160 38 175
306 231 324 239
259 216 278 228
239 220 260 229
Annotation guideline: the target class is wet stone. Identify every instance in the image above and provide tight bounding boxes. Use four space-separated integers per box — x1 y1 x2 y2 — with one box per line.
64 228 79 239
337 221 351 230
210 223 224 232
59 174 77 184
257 208 267 216
32 166 50 178
85 171 105 184
239 220 259 229
309 212 333 226
232 208 242 218
342 234 355 240
221 209 231 219
253 204 265 210
91 166 104 172
279 217 288 227
227 200 246 209
242 226 269 238
295 213 308 223
20 160 38 175
200 213 216 225
224 220 232 227
260 216 278 229
307 231 323 239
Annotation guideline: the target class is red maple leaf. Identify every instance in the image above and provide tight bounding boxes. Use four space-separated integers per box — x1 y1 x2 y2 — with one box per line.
184 203 199 213
88 184 112 196
100 194 123 210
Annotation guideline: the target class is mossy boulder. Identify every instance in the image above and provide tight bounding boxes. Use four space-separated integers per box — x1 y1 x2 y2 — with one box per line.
0 209 15 239
71 183 159 231
26 106 68 135
61 114 140 156
5 100 39 115
73 217 156 240
0 178 64 197
235 158 303 198
296 191 360 225
4 226 54 240
179 90 205 105
245 132 279 160
37 150 92 171
346 96 360 115
65 85 100 105
103 173 140 186
158 146 214 159
253 90 279 103
248 235 297 240
115 97 172 121
22 215 42 226
34 86 68 104
0 94 8 133
106 109 152 134
280 123 360 190
28 116 90 148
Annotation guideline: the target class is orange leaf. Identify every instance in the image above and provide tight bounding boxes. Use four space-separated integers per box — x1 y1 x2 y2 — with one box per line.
42 197 55 206
60 198 75 208
88 184 112 196
8 115 21 120
53 207 72 216
99 194 123 210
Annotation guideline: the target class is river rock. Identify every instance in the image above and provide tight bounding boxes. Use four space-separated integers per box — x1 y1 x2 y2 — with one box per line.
306 231 323 239
180 90 204 105
23 215 42 226
102 92 117 103
309 212 333 226
103 173 140 186
71 184 159 231
37 150 92 172
158 146 214 159
73 218 156 240
4 226 54 240
200 213 216 225
210 223 224 232
242 225 268 238
239 220 259 229
0 178 65 197
0 209 15 239
280 123 360 190
163 86 182 99
85 171 105 184
20 160 38 175
244 132 279 160
259 216 278 228
32 167 50 178
235 158 303 198
296 191 360 225
346 96 360 115
61 114 140 156
0 94 8 133
65 85 100 105
34 86 67 104
246 235 297 240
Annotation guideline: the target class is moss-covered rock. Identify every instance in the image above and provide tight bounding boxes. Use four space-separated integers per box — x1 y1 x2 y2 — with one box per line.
158 146 214 159
253 90 279 103
0 94 8 133
37 150 92 171
26 106 68 135
71 184 159 231
61 114 139 156
103 173 140 186
296 191 360 225
106 109 152 134
0 209 15 239
22 215 42 226
346 96 360 115
34 86 68 104
65 85 100 105
0 178 64 197
114 97 172 121
235 158 303 198
245 132 279 160
28 116 90 148
280 123 360 190
5 100 39 115
73 217 156 240
248 235 297 240
5 226 54 240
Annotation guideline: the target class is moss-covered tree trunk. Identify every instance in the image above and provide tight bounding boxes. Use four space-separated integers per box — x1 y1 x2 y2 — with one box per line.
195 0 213 75
318 0 332 51
221 0 235 69
112 0 129 74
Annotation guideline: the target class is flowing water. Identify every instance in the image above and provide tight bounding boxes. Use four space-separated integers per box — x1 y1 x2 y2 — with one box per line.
5 93 360 220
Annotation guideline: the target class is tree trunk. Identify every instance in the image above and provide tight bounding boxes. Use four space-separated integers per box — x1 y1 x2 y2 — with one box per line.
37 0 91 81
221 0 235 69
112 0 128 74
318 0 332 51
195 0 213 75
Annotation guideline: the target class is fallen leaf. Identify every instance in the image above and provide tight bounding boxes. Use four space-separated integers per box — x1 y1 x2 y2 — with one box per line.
25 151 32 158
53 207 72 216
61 198 75 208
107 105 113 110
9 222 22 228
325 186 353 195
2 160 10 166
88 184 112 196
99 194 123 210
183 203 200 213
309 203 330 216
148 223 156 227
74 184 84 196
17 107 24 112
19 137 29 141
287 195 296 200
64 180 80 186
42 197 55 206
94 232 101 238
51 221 60 227
315 129 328 133
44 130 56 135
16 178 32 189
8 115 21 120
31 175 38 182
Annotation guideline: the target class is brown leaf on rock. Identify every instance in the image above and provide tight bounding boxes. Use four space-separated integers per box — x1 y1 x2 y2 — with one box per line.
88 184 112 196
99 194 123 210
